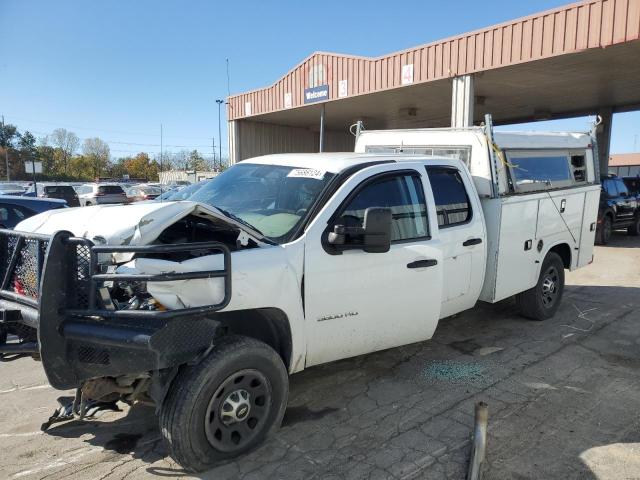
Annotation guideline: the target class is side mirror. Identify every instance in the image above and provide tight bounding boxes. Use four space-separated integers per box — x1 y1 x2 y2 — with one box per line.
362 207 391 253
327 207 392 253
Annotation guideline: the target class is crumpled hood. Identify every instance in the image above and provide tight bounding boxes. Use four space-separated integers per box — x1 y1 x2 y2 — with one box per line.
15 201 260 247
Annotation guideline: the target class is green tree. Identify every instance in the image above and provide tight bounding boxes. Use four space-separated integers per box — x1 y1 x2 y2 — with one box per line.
82 137 110 179
0 122 19 149
36 145 57 177
50 128 79 176
123 152 159 180
188 150 207 171
0 122 20 180
68 155 95 180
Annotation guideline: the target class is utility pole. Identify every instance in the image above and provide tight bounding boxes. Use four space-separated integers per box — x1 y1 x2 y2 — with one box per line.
216 99 224 167
212 137 217 170
1 115 9 181
160 124 163 194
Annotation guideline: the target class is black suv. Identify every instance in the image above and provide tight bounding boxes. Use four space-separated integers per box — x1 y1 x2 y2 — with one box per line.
24 183 80 207
597 176 640 244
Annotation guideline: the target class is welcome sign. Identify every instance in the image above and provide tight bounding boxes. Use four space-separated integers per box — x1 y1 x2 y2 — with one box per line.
304 85 329 104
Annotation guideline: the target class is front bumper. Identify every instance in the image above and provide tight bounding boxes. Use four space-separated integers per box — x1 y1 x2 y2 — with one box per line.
0 229 231 389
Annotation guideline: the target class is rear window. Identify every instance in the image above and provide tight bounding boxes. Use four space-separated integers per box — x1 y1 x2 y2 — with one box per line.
98 185 125 195
426 167 472 227
45 185 76 195
506 150 577 192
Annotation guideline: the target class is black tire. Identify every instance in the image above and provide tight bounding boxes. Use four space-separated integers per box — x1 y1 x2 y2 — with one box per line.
516 252 565 321
159 335 288 473
627 216 640 236
596 215 612 245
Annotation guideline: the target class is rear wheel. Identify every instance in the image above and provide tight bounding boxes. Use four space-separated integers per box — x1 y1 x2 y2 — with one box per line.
596 215 612 245
159 335 288 473
627 216 640 236
516 252 565 321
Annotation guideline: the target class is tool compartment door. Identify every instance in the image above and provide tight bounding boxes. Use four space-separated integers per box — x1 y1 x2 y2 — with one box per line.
491 196 540 302
576 186 600 268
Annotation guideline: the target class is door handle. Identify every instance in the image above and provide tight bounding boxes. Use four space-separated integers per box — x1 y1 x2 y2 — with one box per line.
463 238 483 247
407 259 438 269
560 199 566 213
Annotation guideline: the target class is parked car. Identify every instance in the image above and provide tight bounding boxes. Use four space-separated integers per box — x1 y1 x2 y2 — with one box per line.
75 183 128 206
0 121 601 472
24 183 80 207
596 175 640 244
155 180 208 202
126 185 162 202
0 196 67 229
0 183 26 196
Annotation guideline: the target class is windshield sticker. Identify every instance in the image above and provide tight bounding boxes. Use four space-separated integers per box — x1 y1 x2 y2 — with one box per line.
287 168 325 180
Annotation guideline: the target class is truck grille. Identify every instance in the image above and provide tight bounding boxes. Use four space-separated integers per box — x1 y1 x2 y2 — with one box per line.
71 243 91 309
6 237 48 300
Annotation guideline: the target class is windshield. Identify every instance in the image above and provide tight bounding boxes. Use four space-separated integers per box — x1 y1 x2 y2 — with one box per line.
190 163 334 242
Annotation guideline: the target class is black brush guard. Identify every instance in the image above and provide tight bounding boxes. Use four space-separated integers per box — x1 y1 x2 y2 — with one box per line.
0 229 231 389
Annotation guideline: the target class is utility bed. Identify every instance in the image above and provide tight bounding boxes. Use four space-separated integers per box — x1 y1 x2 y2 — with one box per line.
355 122 600 304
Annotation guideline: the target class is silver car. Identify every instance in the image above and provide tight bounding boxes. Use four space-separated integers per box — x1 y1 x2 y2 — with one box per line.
75 183 128 206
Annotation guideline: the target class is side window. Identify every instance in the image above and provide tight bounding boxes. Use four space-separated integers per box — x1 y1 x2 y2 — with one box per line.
11 207 27 221
616 179 629 197
426 167 472 227
0 206 8 223
338 173 429 242
506 150 574 192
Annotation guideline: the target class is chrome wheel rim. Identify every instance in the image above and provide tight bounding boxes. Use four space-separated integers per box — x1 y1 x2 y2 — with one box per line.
541 266 559 308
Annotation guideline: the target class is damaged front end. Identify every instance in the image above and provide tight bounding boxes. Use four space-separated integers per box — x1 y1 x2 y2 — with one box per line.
0 201 259 427
0 229 231 388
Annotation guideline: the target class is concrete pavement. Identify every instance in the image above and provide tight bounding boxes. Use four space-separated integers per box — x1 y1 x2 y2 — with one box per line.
0 232 638 479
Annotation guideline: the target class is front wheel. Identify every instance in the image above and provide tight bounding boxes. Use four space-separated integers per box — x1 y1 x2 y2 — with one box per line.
516 252 565 321
159 335 289 473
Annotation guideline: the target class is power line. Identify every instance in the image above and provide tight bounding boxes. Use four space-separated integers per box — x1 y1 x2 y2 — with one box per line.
29 129 226 152
3 114 218 141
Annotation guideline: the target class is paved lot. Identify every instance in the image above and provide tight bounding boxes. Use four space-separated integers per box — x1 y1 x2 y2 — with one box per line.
0 233 639 479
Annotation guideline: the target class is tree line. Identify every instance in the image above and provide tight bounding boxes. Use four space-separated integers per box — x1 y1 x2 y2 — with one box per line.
0 121 224 182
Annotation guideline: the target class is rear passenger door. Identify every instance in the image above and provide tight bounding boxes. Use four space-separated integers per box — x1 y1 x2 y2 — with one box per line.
426 166 486 318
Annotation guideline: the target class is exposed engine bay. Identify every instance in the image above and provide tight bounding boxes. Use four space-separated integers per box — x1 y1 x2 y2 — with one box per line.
100 213 258 313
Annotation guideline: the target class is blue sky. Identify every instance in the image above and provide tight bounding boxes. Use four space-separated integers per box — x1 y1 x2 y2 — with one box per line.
1 0 638 159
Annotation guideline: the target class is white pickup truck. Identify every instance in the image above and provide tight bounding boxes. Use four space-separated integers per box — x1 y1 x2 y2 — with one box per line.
0 124 599 472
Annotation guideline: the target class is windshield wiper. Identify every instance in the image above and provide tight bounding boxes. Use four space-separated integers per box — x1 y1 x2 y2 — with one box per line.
214 207 270 240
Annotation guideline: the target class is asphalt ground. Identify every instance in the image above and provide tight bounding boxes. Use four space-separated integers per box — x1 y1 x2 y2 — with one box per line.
0 232 639 479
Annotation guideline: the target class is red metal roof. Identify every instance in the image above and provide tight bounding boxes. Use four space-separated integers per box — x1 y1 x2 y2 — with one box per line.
610 153 640 166
228 0 640 121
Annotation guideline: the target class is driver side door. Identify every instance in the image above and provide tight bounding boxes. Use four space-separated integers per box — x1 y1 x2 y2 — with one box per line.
303 164 444 367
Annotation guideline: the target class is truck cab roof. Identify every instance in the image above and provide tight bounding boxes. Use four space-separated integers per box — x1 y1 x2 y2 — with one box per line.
245 152 457 174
